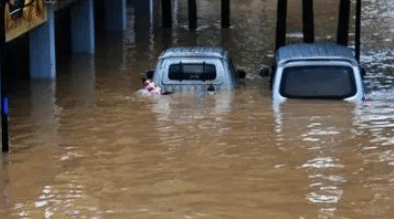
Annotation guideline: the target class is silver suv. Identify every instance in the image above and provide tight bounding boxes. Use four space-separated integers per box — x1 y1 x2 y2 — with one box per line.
144 47 245 93
270 43 365 102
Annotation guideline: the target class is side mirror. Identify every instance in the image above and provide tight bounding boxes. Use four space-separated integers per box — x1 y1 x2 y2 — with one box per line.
360 65 366 76
237 70 246 79
257 64 272 77
146 70 154 80
259 68 270 77
141 70 154 84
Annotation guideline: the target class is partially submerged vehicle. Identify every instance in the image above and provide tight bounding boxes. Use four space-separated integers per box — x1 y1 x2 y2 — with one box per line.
144 47 245 93
270 42 365 102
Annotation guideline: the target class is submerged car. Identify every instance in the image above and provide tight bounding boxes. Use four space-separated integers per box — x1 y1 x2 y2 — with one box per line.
144 47 245 93
270 43 365 102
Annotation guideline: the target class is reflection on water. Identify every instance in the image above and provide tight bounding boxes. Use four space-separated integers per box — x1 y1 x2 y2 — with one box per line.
150 92 234 122
1 0 394 218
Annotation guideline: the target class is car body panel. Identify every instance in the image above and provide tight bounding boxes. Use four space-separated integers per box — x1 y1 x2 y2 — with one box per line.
272 43 365 102
151 47 238 93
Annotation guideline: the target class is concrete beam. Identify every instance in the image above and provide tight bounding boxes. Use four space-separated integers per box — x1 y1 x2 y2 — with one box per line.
29 6 56 79
71 0 95 54
104 0 127 31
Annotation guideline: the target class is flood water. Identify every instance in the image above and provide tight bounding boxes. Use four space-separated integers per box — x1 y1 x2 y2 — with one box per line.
1 0 394 218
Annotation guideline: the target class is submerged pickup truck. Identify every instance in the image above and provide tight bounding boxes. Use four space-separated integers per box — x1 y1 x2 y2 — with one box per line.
144 47 245 93
270 43 365 102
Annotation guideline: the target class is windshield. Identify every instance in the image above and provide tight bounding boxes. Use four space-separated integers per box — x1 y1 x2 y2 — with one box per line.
168 63 216 81
280 65 357 99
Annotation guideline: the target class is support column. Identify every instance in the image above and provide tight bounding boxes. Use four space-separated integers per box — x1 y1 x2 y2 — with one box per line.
221 0 230 28
302 0 314 43
355 0 361 62
71 0 95 54
133 0 151 44
0 2 9 152
337 0 351 46
188 0 197 31
161 0 172 28
275 0 287 51
29 6 56 79
104 0 127 31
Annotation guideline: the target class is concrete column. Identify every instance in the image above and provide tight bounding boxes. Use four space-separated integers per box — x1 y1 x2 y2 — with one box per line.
71 0 95 54
337 0 350 46
104 0 127 31
161 0 172 28
188 0 197 31
275 0 287 51
29 6 56 79
355 0 361 62
302 0 314 43
221 0 230 28
133 0 151 41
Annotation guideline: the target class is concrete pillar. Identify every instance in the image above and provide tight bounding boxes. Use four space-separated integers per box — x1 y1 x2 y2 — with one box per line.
188 0 197 31
133 0 151 42
302 0 314 43
29 6 56 79
355 0 361 62
104 0 127 31
161 0 172 28
275 0 287 51
337 0 350 46
71 0 95 54
221 0 230 28
55 7 72 59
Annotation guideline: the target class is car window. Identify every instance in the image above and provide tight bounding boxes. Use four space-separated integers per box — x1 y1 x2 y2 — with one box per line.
280 65 357 99
168 63 216 81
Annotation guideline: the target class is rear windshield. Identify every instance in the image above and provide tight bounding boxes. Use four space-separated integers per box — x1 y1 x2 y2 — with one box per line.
168 63 216 81
280 65 357 99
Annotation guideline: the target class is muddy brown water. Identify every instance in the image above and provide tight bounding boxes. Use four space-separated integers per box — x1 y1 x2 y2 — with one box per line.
1 0 394 218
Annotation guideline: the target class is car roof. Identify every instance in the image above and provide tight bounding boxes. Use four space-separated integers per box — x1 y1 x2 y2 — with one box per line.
159 47 228 59
276 42 356 64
